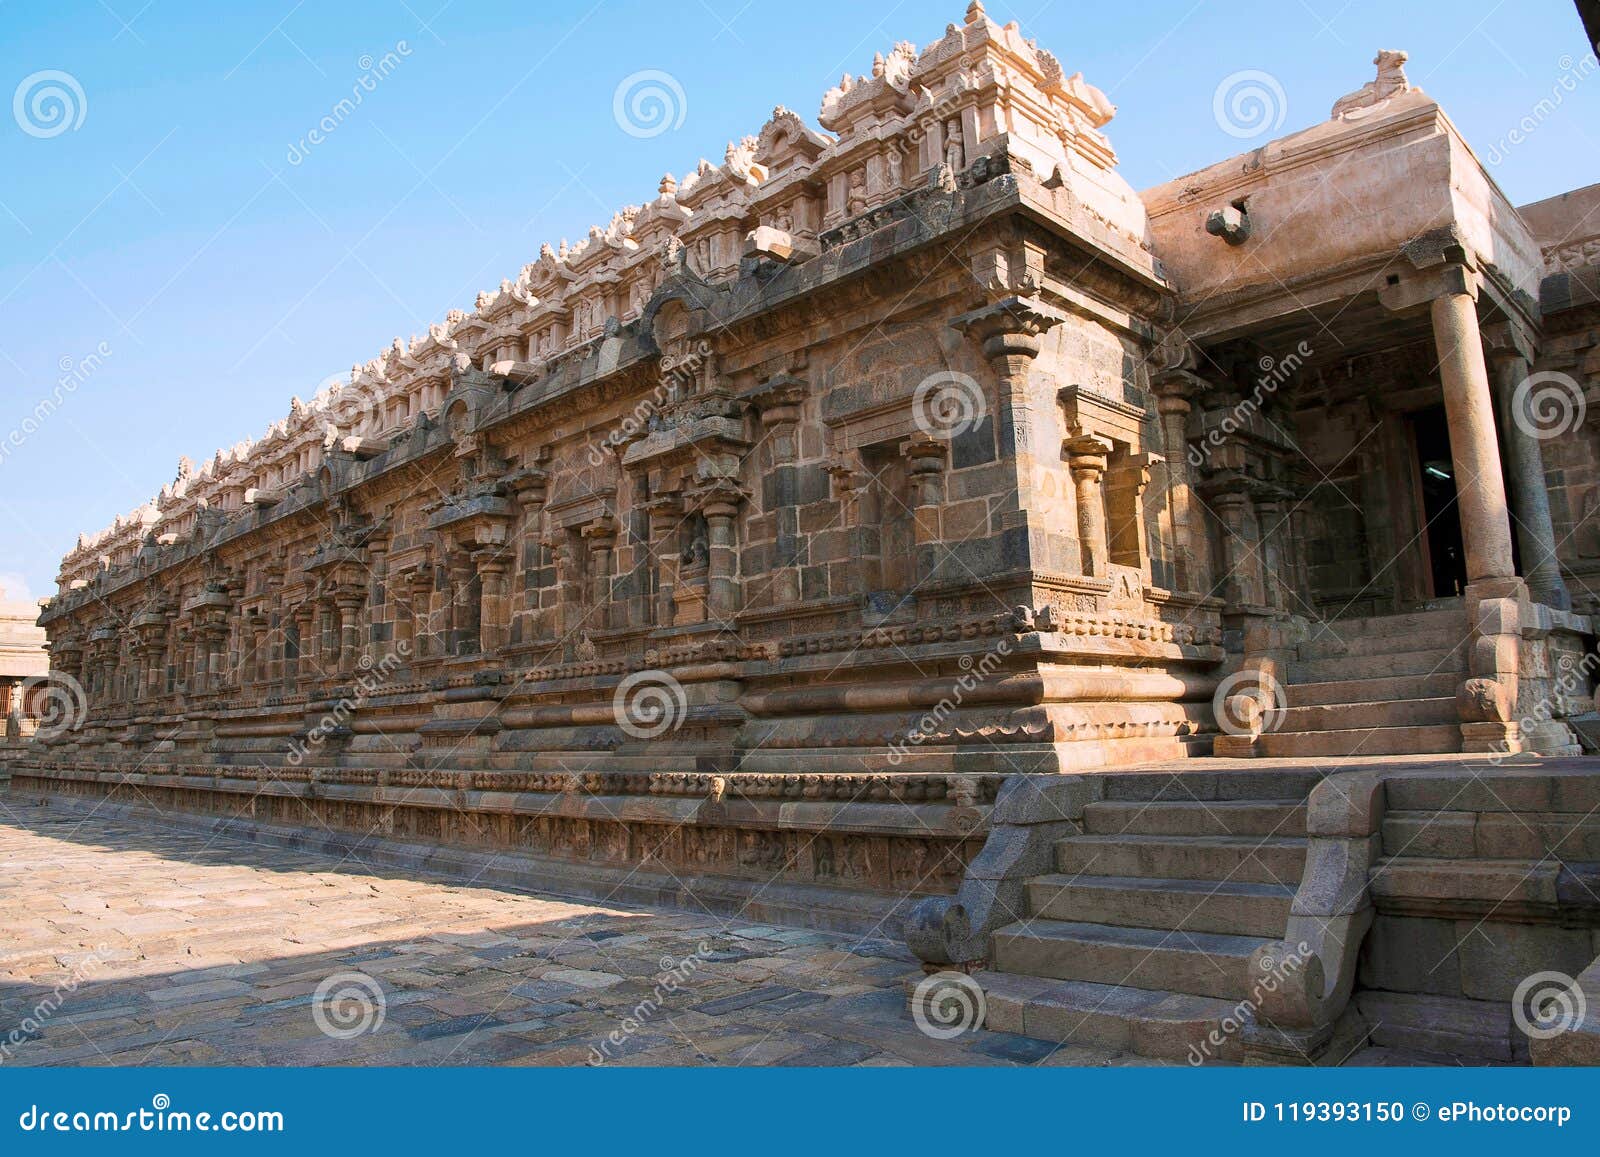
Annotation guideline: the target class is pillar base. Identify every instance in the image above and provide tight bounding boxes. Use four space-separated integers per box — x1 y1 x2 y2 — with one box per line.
1213 734 1262 759
1460 721 1521 754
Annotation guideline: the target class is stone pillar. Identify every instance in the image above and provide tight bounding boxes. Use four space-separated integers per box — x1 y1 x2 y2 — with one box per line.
510 469 550 638
700 489 743 622
1486 330 1571 610
393 571 416 659
1430 291 1516 584
251 620 269 685
749 377 806 608
581 518 616 631
190 631 208 695
294 606 316 681
448 550 475 655
1206 479 1265 609
1066 434 1113 578
1384 254 1526 752
212 625 230 691
951 296 1069 567
366 535 390 664
336 590 363 675
474 548 510 652
904 436 947 584
409 570 435 660
1253 485 1295 614
645 495 683 627
1154 372 1207 592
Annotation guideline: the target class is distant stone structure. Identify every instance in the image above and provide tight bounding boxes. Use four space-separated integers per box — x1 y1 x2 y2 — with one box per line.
0 585 48 741
11 7 1600 1061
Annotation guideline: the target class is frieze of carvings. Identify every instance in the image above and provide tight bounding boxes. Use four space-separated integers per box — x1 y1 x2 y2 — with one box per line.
776 612 1017 658
643 638 774 667
770 605 1216 661
14 771 975 893
26 759 1005 805
502 657 629 683
1543 237 1600 274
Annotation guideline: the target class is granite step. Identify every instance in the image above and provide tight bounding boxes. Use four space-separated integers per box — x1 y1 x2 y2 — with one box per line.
1296 620 1471 659
1097 769 1328 801
1257 723 1461 758
991 917 1273 1000
1307 604 1464 638
1054 833 1307 884
1275 697 1458 733
1284 672 1459 707
1026 874 1295 938
977 970 1246 1061
1287 646 1466 682
1082 799 1306 838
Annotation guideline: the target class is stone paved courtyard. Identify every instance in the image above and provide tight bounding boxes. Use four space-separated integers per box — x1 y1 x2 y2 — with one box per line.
0 799 1148 1068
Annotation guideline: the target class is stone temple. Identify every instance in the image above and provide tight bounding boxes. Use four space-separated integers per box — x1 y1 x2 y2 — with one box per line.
10 5 1600 1063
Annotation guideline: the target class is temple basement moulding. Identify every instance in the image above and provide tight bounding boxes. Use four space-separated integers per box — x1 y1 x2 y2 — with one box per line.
11 5 1600 956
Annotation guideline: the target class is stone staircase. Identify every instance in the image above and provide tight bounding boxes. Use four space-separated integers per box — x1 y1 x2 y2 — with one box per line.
1264 606 1470 757
977 771 1324 1062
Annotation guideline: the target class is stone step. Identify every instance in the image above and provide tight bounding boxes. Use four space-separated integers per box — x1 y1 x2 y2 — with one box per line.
1097 770 1327 802
977 970 1245 1062
1256 723 1461 758
1275 697 1458 733
1082 799 1306 838
1026 874 1295 938
1284 672 1460 707
1308 604 1464 638
1296 620 1470 659
1288 646 1466 682
991 917 1272 1000
1055 833 1307 884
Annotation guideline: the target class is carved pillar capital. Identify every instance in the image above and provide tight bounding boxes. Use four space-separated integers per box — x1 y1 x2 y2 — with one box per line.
1064 433 1113 478
746 374 807 429
949 295 1067 364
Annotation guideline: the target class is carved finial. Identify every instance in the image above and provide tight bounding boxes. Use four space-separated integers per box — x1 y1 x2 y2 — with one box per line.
872 51 885 78
965 0 985 24
658 172 677 196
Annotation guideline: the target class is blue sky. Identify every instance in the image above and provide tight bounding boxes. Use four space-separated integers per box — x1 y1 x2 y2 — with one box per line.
0 0 1594 604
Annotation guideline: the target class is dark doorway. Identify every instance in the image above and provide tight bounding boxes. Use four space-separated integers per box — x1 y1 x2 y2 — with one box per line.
1411 405 1468 599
